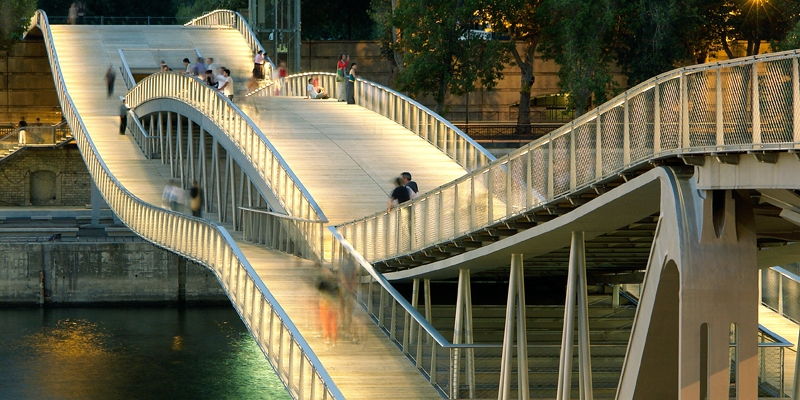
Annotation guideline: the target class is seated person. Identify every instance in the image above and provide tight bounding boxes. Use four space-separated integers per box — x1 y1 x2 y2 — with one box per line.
306 78 318 99
315 86 330 99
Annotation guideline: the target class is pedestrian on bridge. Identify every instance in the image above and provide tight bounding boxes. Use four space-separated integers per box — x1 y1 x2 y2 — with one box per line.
388 176 410 212
402 172 419 199
346 63 357 105
336 53 349 102
217 68 234 101
17 117 27 145
119 99 128 135
105 66 116 97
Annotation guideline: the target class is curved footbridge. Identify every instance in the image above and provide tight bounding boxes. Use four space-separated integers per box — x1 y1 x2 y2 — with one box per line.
29 7 800 399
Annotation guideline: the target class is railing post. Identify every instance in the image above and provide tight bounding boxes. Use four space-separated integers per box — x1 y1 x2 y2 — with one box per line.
451 268 475 399
716 69 724 146
498 254 527 400
680 71 689 148
623 95 630 167
569 125 577 192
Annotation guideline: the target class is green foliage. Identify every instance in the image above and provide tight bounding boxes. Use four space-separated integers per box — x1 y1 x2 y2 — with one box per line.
612 0 697 86
392 0 507 114
37 0 178 18
772 20 800 51
0 0 38 53
539 0 617 116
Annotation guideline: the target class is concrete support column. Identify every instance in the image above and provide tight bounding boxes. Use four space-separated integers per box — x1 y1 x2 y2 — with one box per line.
617 169 758 400
90 179 102 226
452 269 475 399
498 254 528 400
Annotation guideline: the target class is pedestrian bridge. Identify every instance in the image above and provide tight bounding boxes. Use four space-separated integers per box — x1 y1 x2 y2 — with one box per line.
26 8 800 399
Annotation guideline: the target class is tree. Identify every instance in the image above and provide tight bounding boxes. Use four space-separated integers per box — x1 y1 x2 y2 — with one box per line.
0 0 37 53
482 0 543 134
391 0 507 115
612 0 698 86
539 0 617 117
302 0 374 40
772 19 800 51
369 0 404 72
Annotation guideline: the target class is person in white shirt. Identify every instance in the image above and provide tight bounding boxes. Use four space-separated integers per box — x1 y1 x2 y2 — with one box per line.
254 50 264 79
306 78 318 99
217 68 234 100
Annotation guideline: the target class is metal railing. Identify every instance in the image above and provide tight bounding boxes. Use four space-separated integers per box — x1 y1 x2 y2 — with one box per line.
29 9 343 399
336 49 800 265
46 15 189 25
754 326 793 397
125 72 327 260
283 72 496 173
185 10 275 79
241 207 324 261
0 122 71 154
762 266 800 324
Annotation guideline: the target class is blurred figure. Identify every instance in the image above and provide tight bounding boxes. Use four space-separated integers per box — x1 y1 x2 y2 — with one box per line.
68 3 77 24
206 58 218 75
162 179 184 211
254 50 264 79
105 65 116 97
338 259 360 343
119 98 127 135
387 176 409 211
316 275 339 345
204 70 217 87
336 53 349 102
192 57 206 78
346 63 357 104
190 180 203 217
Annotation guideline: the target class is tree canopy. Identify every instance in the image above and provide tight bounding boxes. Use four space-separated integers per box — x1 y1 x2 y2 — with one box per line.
390 0 508 114
1 0 38 53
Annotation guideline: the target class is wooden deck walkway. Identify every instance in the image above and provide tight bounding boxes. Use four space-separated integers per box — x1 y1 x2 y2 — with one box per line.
50 25 444 399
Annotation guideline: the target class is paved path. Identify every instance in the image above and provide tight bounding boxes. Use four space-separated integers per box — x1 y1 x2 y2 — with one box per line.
49 24 443 399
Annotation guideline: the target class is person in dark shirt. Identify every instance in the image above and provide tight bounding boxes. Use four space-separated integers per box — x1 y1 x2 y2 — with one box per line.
401 172 418 199
388 176 410 211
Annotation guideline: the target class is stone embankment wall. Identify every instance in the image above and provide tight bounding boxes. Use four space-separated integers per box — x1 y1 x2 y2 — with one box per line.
0 146 91 206
0 241 228 305
0 39 61 124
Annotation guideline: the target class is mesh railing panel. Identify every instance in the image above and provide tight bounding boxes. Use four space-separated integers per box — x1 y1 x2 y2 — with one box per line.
574 121 597 187
529 146 549 206
456 179 474 235
509 155 527 214
600 106 624 174
759 59 794 144
629 89 655 163
552 134 571 196
722 65 754 145
781 274 800 323
491 162 509 221
687 70 716 147
658 78 681 151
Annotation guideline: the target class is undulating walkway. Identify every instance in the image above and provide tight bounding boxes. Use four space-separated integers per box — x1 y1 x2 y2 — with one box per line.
49 24 443 399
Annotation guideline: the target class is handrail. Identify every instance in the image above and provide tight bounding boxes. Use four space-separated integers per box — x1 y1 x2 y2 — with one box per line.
29 10 344 399
185 10 275 79
118 49 136 90
335 49 800 265
125 72 328 259
282 71 496 173
0 121 71 145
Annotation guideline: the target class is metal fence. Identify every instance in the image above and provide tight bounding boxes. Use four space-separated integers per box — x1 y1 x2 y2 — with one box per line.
335 50 800 265
29 9 343 399
241 207 325 261
185 10 275 79
455 124 562 146
755 326 792 397
762 266 800 323
46 16 189 25
0 122 72 154
125 72 327 260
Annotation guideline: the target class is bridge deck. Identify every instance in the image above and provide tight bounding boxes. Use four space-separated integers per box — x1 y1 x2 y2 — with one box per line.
50 24 443 399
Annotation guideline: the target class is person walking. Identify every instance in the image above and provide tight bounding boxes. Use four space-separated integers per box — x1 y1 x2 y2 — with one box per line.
190 180 203 217
346 63 357 105
105 66 116 97
68 3 77 25
336 53 349 102
119 99 128 135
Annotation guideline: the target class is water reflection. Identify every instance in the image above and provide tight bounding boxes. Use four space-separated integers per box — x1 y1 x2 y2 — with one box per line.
0 307 290 400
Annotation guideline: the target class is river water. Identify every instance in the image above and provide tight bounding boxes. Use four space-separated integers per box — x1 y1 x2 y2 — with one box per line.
0 306 290 400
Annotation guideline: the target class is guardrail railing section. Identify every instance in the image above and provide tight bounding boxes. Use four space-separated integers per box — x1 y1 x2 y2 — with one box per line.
185 10 274 79
0 122 72 156
762 266 800 323
125 72 327 260
241 208 324 261
329 227 500 399
337 52 800 264
125 110 162 160
30 9 343 399
754 327 792 397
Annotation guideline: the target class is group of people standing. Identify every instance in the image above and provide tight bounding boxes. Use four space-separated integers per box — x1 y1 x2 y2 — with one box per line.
336 53 357 104
388 172 419 211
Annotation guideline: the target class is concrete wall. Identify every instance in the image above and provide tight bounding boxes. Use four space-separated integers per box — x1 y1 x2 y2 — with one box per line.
0 241 228 305
0 39 61 124
0 146 91 206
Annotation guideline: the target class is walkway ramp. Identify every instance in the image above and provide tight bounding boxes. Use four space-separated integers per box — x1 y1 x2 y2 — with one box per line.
45 21 442 399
